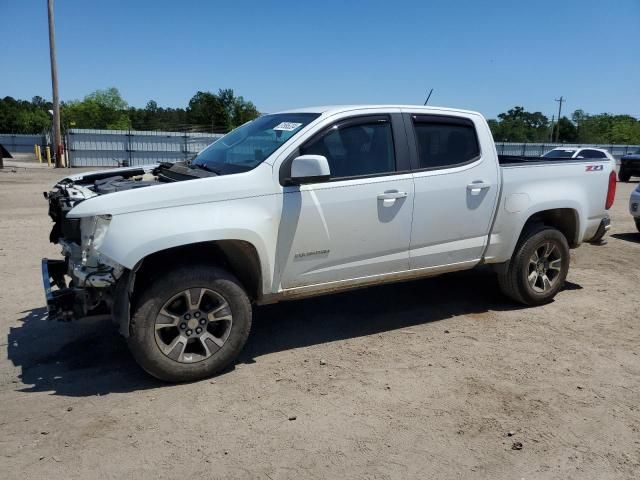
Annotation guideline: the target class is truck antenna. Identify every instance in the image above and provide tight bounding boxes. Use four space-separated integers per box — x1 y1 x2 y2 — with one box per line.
423 89 434 106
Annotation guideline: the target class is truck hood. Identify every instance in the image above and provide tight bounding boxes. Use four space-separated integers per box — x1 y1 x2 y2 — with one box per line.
65 162 275 218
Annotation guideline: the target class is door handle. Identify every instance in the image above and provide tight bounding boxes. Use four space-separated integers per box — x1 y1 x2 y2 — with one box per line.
466 181 491 195
377 191 407 207
377 191 408 200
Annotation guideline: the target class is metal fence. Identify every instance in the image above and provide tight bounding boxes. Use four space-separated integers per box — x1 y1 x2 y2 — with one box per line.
67 129 224 167
2 128 638 166
0 133 46 153
495 142 639 160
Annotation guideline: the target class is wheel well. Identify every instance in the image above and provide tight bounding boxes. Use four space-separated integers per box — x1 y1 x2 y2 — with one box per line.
521 208 579 247
132 240 262 303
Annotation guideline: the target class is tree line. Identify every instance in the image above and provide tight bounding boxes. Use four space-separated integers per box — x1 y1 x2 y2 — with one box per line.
2 91 639 144
0 87 260 134
487 106 640 144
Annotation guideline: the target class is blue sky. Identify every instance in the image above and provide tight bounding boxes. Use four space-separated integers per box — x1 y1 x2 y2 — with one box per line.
1 0 638 119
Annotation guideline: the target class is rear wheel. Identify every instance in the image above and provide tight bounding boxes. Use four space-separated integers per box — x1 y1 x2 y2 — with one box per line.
618 170 631 182
128 266 252 382
498 227 570 306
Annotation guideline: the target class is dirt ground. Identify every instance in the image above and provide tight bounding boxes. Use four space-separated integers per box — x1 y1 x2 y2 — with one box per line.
0 162 638 480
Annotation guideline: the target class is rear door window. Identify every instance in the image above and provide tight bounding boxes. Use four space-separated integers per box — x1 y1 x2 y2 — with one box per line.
411 116 480 170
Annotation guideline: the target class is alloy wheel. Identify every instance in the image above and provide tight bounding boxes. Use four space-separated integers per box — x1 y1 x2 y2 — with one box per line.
154 288 233 363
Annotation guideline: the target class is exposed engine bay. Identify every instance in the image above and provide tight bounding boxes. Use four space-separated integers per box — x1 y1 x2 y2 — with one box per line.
42 161 217 321
45 161 215 244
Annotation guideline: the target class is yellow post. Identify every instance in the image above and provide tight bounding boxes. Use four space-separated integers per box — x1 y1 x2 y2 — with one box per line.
35 145 42 163
45 146 52 167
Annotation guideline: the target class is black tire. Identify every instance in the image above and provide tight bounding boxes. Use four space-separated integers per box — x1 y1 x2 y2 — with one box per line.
128 266 252 382
498 226 570 306
618 170 631 182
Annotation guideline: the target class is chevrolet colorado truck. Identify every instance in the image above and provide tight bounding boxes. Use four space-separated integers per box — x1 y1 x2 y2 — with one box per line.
42 105 616 382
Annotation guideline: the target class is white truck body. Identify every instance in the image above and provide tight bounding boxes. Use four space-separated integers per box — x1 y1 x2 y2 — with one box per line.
41 105 617 380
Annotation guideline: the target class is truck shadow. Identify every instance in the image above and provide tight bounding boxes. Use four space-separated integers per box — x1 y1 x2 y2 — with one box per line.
611 232 640 244
7 309 161 396
242 271 580 362
7 270 580 397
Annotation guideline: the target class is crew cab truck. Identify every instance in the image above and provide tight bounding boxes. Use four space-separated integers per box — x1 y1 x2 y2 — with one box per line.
42 105 616 382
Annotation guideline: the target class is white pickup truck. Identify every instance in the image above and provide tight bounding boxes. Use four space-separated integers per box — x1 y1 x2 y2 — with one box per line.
42 105 617 381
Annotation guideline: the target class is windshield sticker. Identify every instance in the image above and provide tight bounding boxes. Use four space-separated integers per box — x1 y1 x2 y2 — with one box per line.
273 122 303 132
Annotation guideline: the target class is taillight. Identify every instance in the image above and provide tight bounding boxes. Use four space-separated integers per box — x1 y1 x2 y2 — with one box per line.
605 171 616 209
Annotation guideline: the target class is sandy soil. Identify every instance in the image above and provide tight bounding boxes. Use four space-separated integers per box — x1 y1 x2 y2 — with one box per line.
0 164 638 480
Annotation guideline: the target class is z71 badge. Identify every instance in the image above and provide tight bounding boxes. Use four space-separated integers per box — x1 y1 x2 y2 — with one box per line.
585 165 604 171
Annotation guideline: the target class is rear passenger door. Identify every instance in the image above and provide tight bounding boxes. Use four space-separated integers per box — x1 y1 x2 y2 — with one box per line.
278 113 415 288
405 112 500 269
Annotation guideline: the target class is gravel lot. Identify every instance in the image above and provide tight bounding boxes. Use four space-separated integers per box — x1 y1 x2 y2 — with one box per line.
0 164 638 479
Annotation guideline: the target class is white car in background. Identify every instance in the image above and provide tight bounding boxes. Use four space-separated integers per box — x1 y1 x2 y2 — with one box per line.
542 147 615 161
631 184 640 232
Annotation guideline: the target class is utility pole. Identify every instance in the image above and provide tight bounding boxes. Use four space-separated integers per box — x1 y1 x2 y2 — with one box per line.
554 96 564 143
47 0 63 167
548 114 555 142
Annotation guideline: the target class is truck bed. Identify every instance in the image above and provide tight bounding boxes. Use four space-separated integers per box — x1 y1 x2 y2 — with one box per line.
498 155 589 166
483 155 615 264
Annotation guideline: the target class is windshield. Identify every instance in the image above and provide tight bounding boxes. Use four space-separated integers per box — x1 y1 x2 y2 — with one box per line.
192 113 320 174
543 149 576 158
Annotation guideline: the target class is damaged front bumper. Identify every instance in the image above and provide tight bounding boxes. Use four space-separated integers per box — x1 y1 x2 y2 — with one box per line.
41 257 122 322
41 258 75 321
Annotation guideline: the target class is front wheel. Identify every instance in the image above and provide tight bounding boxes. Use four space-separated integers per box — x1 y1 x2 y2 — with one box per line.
498 227 570 306
618 170 631 182
128 266 252 382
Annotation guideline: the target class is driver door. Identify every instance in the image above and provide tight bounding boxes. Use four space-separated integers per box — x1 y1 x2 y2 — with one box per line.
277 113 415 289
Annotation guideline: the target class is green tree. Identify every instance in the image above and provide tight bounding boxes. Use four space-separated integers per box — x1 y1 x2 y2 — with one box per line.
0 88 262 133
571 110 640 144
85 87 129 111
187 89 259 132
556 117 577 142
488 106 549 142
63 87 131 129
15 109 50 133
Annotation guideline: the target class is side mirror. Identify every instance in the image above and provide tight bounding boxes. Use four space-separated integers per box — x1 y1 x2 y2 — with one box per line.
576 155 584 159
286 155 330 185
